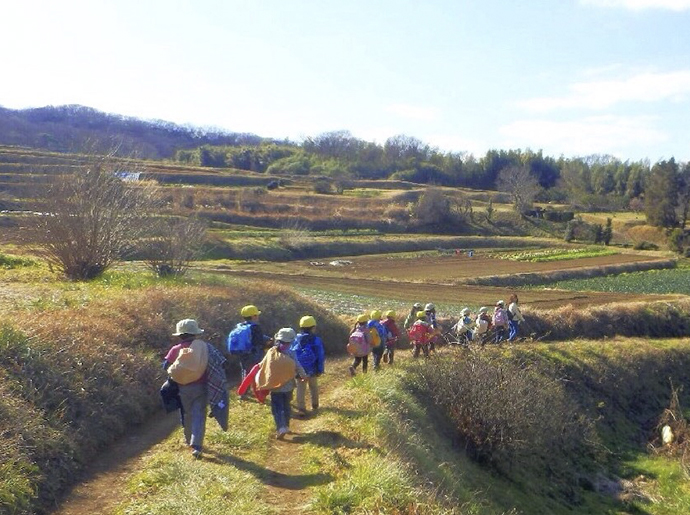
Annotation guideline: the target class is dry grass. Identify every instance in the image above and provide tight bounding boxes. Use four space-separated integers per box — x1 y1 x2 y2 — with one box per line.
465 258 677 287
0 280 349 515
524 299 690 341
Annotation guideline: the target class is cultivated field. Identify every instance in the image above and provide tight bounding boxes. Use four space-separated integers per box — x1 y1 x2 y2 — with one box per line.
253 251 669 282
208 249 682 310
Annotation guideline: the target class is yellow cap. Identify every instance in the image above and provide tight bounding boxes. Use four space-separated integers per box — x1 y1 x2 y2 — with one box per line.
416 310 426 320
299 315 316 328
384 310 396 319
357 314 368 324
241 305 261 317
370 310 382 320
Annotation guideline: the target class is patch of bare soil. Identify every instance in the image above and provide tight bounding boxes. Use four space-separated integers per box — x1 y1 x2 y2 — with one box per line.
210 269 682 309
51 411 181 515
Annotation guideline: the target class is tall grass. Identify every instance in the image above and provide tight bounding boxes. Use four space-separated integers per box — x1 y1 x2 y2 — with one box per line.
524 299 690 341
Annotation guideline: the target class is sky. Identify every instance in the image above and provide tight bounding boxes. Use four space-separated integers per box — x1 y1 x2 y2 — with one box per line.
2 0 690 162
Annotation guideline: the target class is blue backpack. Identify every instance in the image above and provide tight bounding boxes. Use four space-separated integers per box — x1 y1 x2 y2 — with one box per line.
227 322 254 354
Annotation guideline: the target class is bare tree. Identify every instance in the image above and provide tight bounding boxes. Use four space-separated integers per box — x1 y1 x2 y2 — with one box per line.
497 165 542 213
32 151 158 280
145 217 208 277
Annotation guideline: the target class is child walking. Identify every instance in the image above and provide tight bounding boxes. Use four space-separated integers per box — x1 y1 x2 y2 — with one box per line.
269 328 306 439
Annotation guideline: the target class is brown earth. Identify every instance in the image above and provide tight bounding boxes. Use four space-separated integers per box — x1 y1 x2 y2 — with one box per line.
208 268 683 309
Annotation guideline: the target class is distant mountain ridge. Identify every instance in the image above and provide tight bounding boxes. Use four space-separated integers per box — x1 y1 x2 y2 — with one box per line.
0 104 265 159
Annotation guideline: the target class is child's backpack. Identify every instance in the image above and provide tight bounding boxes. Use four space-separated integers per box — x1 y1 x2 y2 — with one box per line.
227 322 254 355
368 326 381 348
475 317 489 334
493 308 507 326
408 322 429 343
347 326 369 357
168 339 209 385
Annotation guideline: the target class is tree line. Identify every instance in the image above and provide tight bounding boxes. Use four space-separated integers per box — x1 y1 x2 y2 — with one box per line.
176 131 690 229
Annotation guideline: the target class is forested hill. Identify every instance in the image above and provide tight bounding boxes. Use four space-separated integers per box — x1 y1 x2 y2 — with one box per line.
0 104 264 159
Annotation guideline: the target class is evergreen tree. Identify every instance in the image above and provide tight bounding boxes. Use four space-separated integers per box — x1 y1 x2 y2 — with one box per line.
602 218 613 245
644 159 679 228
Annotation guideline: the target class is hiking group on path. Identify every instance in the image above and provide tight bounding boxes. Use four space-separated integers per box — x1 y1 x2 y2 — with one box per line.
161 295 526 459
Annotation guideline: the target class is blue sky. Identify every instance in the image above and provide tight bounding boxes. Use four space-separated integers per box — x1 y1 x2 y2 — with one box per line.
2 0 689 161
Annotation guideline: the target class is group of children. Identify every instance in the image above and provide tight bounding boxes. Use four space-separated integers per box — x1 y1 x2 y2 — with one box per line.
164 296 526 458
163 305 326 457
347 295 526 370
450 293 525 344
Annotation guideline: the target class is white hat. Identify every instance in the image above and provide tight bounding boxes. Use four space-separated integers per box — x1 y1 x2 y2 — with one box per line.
274 327 296 343
496 300 505 306
425 303 435 311
173 319 204 336
461 308 470 316
478 307 488 314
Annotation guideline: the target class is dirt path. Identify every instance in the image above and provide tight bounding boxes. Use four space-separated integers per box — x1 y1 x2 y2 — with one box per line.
51 410 181 515
50 359 349 515
259 364 345 514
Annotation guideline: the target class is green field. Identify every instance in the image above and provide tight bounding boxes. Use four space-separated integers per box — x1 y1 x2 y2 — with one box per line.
544 266 690 295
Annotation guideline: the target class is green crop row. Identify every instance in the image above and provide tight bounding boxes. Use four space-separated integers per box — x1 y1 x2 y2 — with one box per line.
494 246 617 262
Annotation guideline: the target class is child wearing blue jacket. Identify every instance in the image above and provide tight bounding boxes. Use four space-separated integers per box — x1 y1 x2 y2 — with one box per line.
367 310 388 371
290 315 325 417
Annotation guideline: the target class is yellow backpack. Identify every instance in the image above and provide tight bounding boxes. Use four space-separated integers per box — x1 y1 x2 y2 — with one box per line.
369 327 381 348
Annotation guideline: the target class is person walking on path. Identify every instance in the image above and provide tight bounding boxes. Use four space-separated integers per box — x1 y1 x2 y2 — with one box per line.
367 310 387 371
507 294 525 342
234 305 272 399
348 314 372 376
424 303 440 353
408 310 432 358
475 307 492 345
381 310 400 365
163 319 221 459
452 307 474 344
492 300 509 344
267 328 306 439
404 302 423 330
290 315 325 417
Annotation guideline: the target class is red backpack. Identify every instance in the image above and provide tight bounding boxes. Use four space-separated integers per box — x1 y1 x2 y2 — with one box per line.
408 322 429 343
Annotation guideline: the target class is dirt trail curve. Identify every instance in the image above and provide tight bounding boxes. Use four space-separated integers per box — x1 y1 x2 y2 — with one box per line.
51 358 350 515
51 410 180 515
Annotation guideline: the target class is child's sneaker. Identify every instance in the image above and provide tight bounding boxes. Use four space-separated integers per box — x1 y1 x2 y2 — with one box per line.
276 427 288 440
348 366 356 376
191 447 202 459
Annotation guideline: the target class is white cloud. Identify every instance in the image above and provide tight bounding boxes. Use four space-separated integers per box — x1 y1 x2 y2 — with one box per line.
499 115 667 157
385 103 440 121
581 0 690 10
519 71 690 112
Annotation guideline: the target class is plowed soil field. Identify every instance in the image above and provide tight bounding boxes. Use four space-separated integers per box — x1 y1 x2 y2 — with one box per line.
229 252 665 282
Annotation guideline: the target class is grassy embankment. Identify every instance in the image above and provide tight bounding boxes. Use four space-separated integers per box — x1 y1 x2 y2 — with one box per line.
0 264 349 515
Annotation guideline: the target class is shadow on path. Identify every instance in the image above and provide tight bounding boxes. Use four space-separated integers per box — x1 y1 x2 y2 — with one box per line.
204 451 333 490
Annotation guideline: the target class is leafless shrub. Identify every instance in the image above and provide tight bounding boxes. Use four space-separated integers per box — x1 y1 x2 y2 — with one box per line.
408 352 597 493
383 204 411 222
497 165 542 213
144 217 208 276
650 382 690 476
414 187 451 225
29 151 159 280
278 219 311 249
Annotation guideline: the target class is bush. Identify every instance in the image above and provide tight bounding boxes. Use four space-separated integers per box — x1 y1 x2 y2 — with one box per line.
544 210 574 223
30 152 158 280
407 352 597 495
668 228 685 254
633 240 659 250
313 180 333 194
